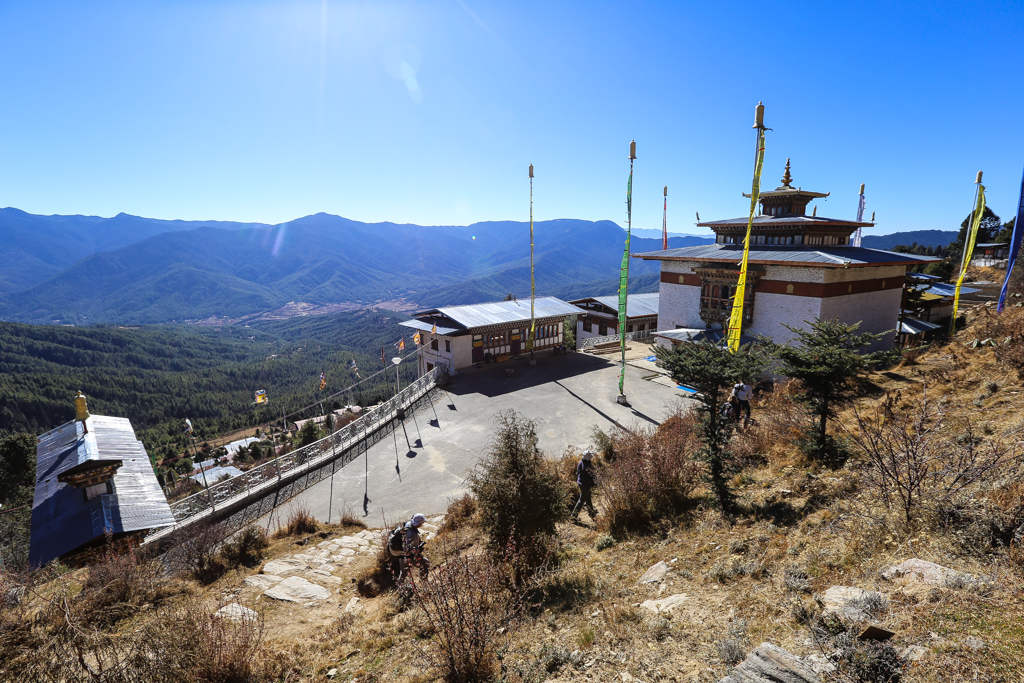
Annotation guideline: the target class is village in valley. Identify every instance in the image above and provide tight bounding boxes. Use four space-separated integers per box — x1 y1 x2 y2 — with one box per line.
2 4 1024 683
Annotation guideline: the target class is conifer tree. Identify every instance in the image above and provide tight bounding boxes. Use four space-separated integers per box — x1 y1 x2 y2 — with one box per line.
655 340 765 511
759 319 892 465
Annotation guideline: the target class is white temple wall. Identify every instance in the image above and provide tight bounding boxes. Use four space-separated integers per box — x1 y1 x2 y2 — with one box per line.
819 288 902 352
747 292 823 346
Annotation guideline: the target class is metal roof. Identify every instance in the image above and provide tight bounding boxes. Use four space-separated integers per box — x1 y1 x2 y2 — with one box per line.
900 318 943 335
399 318 461 336
569 292 659 318
30 415 175 566
976 243 1009 248
655 328 757 346
634 243 939 268
696 215 872 228
191 465 243 484
916 282 980 297
407 296 585 332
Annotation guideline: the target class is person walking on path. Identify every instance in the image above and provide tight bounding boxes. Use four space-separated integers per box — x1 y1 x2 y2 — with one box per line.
571 450 598 522
388 513 430 580
731 380 753 428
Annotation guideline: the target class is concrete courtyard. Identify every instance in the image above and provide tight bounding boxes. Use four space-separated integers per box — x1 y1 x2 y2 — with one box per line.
264 349 692 527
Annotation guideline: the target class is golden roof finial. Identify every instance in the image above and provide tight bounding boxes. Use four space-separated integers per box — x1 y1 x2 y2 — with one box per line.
75 391 90 422
781 158 793 188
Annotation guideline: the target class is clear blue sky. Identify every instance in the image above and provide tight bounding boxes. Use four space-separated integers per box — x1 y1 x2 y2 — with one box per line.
1 1 1022 236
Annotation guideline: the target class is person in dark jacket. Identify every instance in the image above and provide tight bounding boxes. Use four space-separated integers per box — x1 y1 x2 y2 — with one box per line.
571 450 598 521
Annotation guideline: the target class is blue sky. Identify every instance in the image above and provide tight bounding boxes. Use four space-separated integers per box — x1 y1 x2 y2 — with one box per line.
1 1 1022 236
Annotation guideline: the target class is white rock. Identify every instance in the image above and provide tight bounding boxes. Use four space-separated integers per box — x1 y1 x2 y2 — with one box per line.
262 558 309 576
243 574 284 590
336 538 365 550
637 561 669 585
216 603 258 622
331 547 356 557
420 523 439 534
306 569 342 586
821 585 882 620
639 593 688 614
343 597 363 614
882 558 972 587
901 645 929 662
292 553 322 564
264 576 332 603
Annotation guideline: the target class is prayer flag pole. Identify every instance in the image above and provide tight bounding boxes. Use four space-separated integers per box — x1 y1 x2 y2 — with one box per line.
529 164 536 363
726 102 768 353
951 171 986 334
853 183 866 247
662 185 669 251
617 140 636 406
997 163 1024 313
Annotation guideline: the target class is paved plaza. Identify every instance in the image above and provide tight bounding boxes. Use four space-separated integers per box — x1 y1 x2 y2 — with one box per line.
265 349 691 527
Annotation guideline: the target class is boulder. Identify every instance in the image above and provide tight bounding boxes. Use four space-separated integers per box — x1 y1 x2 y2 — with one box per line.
820 586 882 621
639 593 689 614
343 597 363 614
262 558 309 576
243 574 284 590
882 559 971 587
637 561 669 585
719 643 821 683
264 576 332 603
216 603 258 622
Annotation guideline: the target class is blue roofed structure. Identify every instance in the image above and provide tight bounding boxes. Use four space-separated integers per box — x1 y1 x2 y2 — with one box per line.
29 396 174 566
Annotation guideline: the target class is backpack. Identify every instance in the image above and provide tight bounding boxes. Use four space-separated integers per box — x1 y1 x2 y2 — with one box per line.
389 525 405 552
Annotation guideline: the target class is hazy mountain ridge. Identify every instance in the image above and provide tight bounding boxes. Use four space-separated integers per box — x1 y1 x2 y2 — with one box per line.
0 209 959 325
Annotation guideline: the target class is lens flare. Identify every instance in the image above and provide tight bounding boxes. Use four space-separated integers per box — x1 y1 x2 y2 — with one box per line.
272 223 288 257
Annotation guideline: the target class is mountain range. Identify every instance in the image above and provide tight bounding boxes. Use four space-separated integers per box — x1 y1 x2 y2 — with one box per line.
0 207 959 326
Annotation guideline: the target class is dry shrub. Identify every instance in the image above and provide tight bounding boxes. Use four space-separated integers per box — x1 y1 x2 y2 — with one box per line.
849 388 1020 530
220 525 269 569
468 412 567 570
169 520 230 584
78 539 182 627
1 573 265 683
600 410 702 534
973 305 1024 379
276 503 318 538
412 532 524 683
356 529 398 598
731 380 806 465
441 493 478 532
336 505 368 530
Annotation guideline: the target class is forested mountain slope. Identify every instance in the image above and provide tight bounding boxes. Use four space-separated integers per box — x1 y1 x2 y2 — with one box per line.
0 213 710 324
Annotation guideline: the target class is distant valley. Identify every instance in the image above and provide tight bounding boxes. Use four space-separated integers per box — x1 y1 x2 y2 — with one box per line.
0 207 957 326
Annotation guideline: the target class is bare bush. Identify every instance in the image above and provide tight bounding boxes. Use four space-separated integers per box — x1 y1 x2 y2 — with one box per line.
848 389 1019 527
412 532 524 683
78 538 180 627
220 525 269 569
600 410 702 534
1 573 264 683
716 619 750 664
172 520 229 584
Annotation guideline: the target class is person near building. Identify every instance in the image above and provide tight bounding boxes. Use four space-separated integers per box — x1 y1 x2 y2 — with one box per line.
571 450 598 522
731 380 753 427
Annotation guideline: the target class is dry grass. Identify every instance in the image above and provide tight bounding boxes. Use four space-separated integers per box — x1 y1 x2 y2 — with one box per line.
275 503 319 538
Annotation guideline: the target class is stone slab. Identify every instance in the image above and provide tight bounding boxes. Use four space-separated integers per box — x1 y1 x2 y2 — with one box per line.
720 643 820 683
262 558 309 576
243 574 284 590
264 576 332 603
882 558 970 587
639 593 689 614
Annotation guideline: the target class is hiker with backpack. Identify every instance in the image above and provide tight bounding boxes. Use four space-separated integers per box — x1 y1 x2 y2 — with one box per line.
570 450 599 523
388 513 430 580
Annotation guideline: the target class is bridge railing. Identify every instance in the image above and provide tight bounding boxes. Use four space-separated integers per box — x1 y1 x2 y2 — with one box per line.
157 365 443 530
578 329 654 350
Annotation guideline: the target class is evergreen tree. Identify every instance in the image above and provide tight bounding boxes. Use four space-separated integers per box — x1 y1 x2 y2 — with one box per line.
759 319 892 466
0 433 36 507
654 340 765 511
